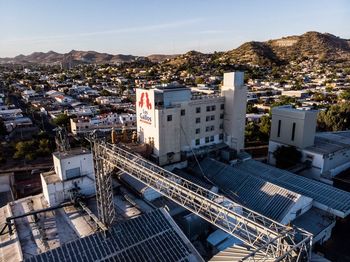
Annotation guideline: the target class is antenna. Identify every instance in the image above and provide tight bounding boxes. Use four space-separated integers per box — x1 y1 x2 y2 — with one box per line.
54 126 71 153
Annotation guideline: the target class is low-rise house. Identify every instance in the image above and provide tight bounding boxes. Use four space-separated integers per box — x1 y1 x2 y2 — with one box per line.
70 113 136 135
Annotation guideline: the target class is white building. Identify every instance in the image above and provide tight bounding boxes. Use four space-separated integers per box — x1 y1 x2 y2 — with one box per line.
136 72 247 166
54 94 74 105
70 113 136 135
268 105 350 184
41 148 96 206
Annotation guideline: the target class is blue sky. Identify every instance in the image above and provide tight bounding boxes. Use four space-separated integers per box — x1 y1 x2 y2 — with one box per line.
0 0 349 57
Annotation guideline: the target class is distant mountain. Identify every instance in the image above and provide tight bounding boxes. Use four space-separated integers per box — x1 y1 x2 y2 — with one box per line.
147 54 178 62
164 50 212 67
221 31 350 66
0 50 138 65
1 32 349 67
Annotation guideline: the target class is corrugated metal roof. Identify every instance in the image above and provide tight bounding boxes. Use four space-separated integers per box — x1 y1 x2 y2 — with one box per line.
196 158 301 222
25 209 203 262
210 245 275 262
236 160 350 218
305 131 350 155
173 168 214 190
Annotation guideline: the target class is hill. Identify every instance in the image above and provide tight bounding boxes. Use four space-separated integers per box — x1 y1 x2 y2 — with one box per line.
1 32 349 67
221 31 350 66
0 50 138 65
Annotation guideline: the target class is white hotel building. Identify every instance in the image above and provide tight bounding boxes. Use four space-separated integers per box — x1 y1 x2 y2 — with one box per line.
136 72 247 166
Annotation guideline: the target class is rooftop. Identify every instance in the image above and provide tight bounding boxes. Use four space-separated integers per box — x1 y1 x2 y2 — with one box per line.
292 207 335 238
41 171 61 184
193 158 306 222
305 131 350 155
52 148 91 160
0 194 84 261
235 159 350 218
24 209 203 262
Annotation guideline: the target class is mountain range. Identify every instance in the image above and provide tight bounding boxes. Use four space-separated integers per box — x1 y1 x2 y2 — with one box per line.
1 32 349 66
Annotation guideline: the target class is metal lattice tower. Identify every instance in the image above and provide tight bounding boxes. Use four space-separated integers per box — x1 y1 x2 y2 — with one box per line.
92 140 116 227
93 141 313 261
54 127 71 153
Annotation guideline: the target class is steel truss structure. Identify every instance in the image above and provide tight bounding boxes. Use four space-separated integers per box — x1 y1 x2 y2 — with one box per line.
92 141 116 227
93 141 313 261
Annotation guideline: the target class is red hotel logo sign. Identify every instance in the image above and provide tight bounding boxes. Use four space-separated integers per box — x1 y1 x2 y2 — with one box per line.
138 92 152 124
138 92 152 109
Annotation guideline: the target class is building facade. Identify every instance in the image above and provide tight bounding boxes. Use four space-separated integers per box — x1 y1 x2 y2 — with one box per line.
41 149 96 206
70 113 136 135
136 72 247 166
268 106 350 183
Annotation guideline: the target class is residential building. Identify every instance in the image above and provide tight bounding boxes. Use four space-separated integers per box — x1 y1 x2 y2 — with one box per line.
70 113 136 135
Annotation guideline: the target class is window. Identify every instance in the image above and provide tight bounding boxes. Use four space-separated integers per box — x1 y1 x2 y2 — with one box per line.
195 128 200 134
205 137 209 143
291 122 296 141
211 126 215 131
206 106 211 112
206 116 210 122
195 139 200 146
219 123 223 129
196 117 201 123
277 120 281 137
181 109 185 116
211 115 215 121
220 114 224 119
167 115 172 121
219 133 224 140
66 167 80 179
196 107 201 113
210 136 214 142
220 104 224 110
206 126 210 132
211 105 216 111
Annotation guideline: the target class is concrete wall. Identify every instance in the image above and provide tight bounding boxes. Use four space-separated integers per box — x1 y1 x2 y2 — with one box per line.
156 107 182 165
0 174 11 192
323 148 350 174
280 195 313 225
180 97 225 151
270 106 318 149
137 89 225 166
42 174 95 206
221 72 247 152
53 152 94 181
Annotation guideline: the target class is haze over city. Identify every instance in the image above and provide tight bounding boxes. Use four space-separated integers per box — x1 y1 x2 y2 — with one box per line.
0 0 349 57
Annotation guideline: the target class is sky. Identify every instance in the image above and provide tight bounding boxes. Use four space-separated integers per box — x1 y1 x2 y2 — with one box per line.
0 0 349 57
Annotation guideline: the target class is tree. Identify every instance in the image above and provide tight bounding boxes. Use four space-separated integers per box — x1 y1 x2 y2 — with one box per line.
340 89 350 101
317 103 350 131
273 145 302 169
53 113 70 127
246 104 259 114
195 77 205 85
13 140 37 161
0 118 7 137
100 89 111 96
37 139 52 156
272 96 296 107
259 115 271 141
245 121 259 142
